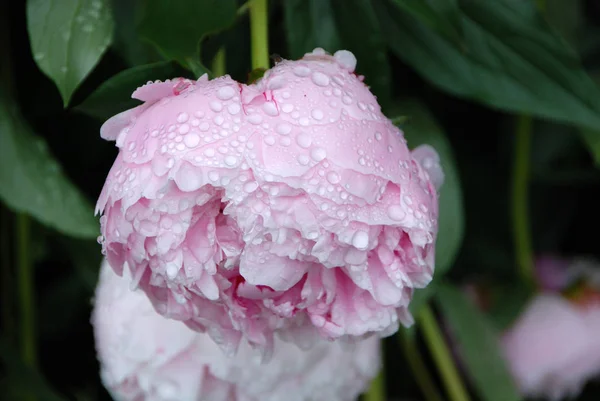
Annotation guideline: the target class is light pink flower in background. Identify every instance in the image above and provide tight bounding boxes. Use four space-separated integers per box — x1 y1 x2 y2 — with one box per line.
96 48 443 357
534 254 573 291
501 293 600 400
92 260 381 401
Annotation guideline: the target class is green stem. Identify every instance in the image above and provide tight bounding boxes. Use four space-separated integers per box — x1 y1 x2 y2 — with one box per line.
211 48 226 78
419 305 470 401
400 331 445 401
364 353 385 401
249 0 269 70
16 213 36 368
1 207 13 340
512 116 534 285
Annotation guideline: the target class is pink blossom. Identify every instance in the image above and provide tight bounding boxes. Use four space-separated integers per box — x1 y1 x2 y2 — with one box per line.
92 260 381 401
501 293 600 399
96 48 442 356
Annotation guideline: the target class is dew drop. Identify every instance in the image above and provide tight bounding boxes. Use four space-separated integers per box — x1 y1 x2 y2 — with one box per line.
209 171 220 181
387 205 406 221
217 86 235 100
199 122 210 132
296 133 312 148
310 147 327 162
264 136 276 145
268 76 285 90
262 102 278 116
276 123 292 135
177 112 189 123
311 71 330 87
228 103 241 115
311 109 324 120
293 66 311 77
184 133 200 148
244 182 259 193
210 101 223 112
224 156 238 166
352 231 369 250
297 154 310 165
248 114 263 125
166 264 179 279
178 124 190 134
326 172 340 184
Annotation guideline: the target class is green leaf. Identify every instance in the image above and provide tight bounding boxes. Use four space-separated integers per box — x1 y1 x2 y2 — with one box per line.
27 0 114 106
138 0 237 70
545 0 582 49
392 100 464 274
436 283 522 401
110 0 162 66
0 92 98 239
374 0 600 130
0 338 68 401
283 0 342 59
332 0 392 107
409 279 438 316
579 72 600 166
486 282 532 331
76 61 191 120
391 0 464 47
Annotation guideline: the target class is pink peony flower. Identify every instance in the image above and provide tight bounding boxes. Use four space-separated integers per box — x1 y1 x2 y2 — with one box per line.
92 260 381 401
96 48 443 356
501 293 600 400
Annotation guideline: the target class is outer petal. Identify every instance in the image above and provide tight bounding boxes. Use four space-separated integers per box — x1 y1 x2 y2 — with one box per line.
93 260 381 401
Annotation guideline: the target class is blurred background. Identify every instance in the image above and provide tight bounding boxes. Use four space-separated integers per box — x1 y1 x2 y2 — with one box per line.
2 0 600 400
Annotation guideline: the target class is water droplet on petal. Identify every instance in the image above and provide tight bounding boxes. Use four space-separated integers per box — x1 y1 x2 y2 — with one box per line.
263 102 278 116
210 101 223 112
326 172 340 184
248 114 263 125
387 205 406 221
310 147 327 162
224 156 238 166
312 71 330 87
244 182 259 193
177 112 189 123
184 133 200 148
228 103 240 115
296 133 312 148
297 155 310 165
311 109 324 120
293 66 311 77
352 231 369 250
276 123 292 135
178 124 190 134
217 86 236 100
